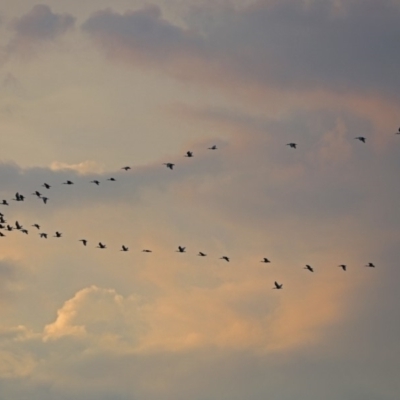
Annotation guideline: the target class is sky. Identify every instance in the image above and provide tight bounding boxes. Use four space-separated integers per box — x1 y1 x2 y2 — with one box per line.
0 0 400 399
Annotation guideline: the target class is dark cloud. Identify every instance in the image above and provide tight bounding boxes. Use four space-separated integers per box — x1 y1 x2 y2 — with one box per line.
12 4 75 41
82 0 400 98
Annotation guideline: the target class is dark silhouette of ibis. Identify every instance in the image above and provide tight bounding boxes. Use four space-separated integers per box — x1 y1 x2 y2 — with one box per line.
208 145 217 150
163 163 175 170
198 252 207 256
305 265 314 272
97 242 106 249
177 246 186 253
261 258 270 263
273 281 283 289
79 239 87 246
42 183 51 189
220 256 230 262
338 264 347 271
355 137 366 143
185 151 193 157
287 143 297 149
121 245 129 252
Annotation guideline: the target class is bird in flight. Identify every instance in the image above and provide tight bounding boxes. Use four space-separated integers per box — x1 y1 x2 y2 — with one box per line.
287 143 297 149
163 163 175 170
91 180 100 185
355 137 366 143
39 233 48 239
198 252 207 257
32 224 40 230
41 197 49 204
338 264 347 271
79 239 87 246
0 232 5 237
15 221 22 230
365 262 375 268
142 249 152 253
1 200 9 206
273 281 283 289
107 177 116 181
185 151 193 158
121 245 129 252
42 183 51 189
261 258 271 263
208 145 217 150
304 265 314 272
220 256 230 262
54 231 62 238
121 166 131 171
63 180 74 185
97 242 106 249
32 191 42 198
13 193 24 201
21 229 28 235
177 246 186 253
396 127 400 135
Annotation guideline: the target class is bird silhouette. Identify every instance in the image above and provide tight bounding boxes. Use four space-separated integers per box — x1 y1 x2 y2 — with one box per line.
91 180 100 185
261 258 271 263
287 143 297 149
355 137 366 143
39 233 48 239
6 225 13 231
142 249 152 253
79 239 87 246
305 265 314 272
0 232 5 237
198 252 207 256
21 229 28 234
32 191 42 198
42 183 51 189
54 231 62 238
396 127 400 135
208 145 217 150
177 246 186 253
121 245 129 252
42 197 49 204
365 262 375 268
97 242 106 249
273 281 283 289
121 166 131 171
13 193 24 201
15 221 22 230
220 256 230 262
163 163 175 170
107 177 116 181
185 151 193 157
32 224 40 230
1 200 9 206
338 264 347 271
63 180 74 185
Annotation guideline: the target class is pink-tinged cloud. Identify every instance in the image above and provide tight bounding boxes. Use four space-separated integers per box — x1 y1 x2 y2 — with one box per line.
82 0 400 99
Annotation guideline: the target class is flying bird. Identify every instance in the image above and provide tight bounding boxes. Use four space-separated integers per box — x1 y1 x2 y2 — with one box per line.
177 246 186 253
63 180 74 185
163 163 175 170
396 127 400 135
142 249 152 253
338 264 347 271
121 245 129 252
15 221 22 230
198 252 207 257
261 258 271 263
185 151 193 158
208 145 217 150
121 166 131 171
355 137 366 143
1 200 8 206
42 197 48 204
107 177 116 181
220 256 230 262
21 229 28 234
42 183 51 189
39 233 48 239
6 225 13 231
79 239 87 246
365 262 375 268
32 191 42 198
273 281 283 289
97 242 106 249
287 143 297 149
32 224 40 230
54 231 62 238
13 193 24 201
0 232 5 237
304 265 314 272
91 180 100 185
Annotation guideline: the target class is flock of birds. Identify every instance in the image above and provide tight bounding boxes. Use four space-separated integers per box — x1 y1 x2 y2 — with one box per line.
1 130 399 289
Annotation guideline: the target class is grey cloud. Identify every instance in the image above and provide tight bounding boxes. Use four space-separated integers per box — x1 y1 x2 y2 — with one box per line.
12 4 75 41
82 0 400 98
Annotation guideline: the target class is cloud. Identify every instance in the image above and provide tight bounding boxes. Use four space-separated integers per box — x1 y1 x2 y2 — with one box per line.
7 4 75 56
82 0 400 100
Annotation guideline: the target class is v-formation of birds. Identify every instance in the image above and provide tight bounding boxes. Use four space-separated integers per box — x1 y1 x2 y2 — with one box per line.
0 136 389 289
